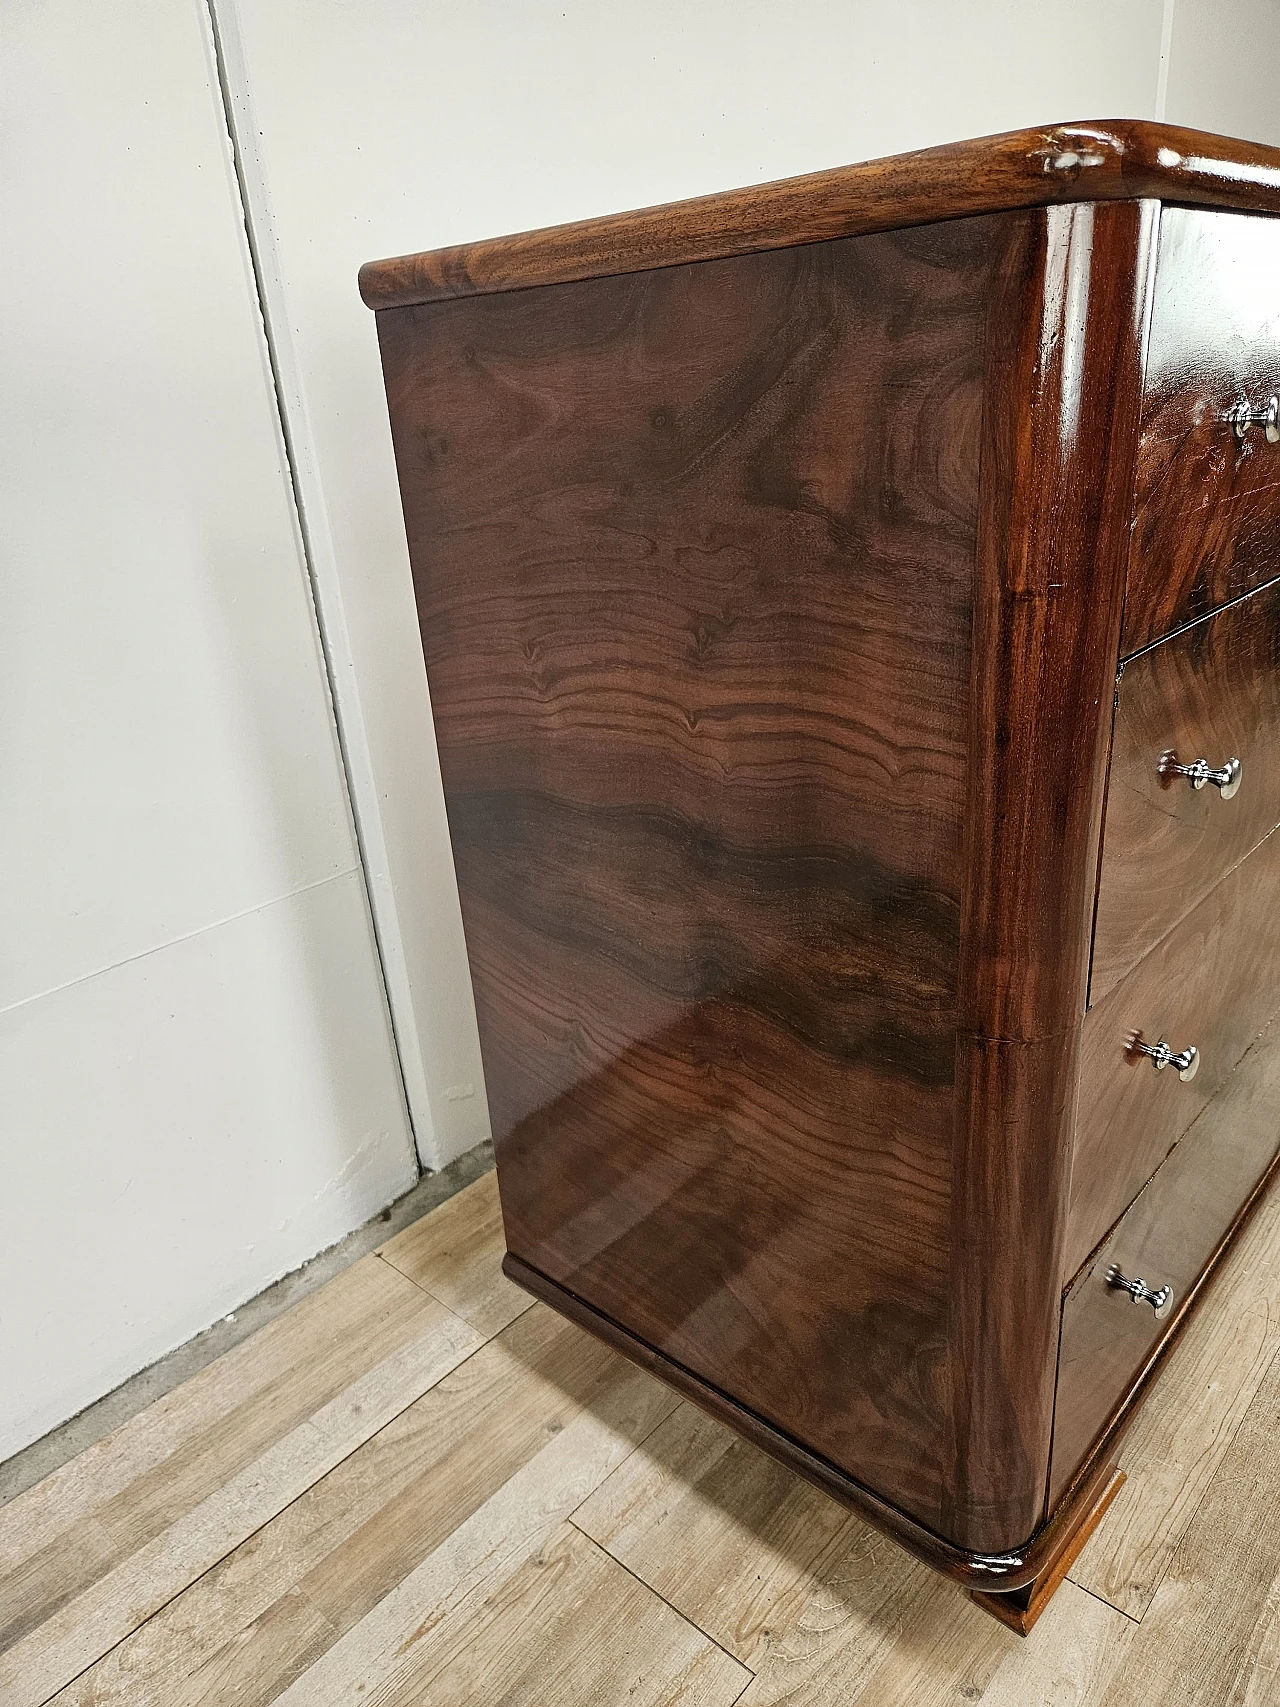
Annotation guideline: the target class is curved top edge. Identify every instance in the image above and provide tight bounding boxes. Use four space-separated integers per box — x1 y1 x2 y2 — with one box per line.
359 119 1280 311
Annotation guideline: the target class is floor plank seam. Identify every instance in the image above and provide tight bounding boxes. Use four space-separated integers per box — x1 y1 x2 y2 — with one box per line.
564 1516 758 1681
370 1248 480 1324
1065 1573 1144 1627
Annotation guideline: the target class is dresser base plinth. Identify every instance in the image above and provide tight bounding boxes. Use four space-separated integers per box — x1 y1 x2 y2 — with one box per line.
970 1467 1125 1635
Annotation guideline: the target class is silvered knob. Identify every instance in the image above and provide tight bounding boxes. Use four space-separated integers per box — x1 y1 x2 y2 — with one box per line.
1158 752 1242 799
1106 1265 1173 1315
1229 395 1280 443
1131 1036 1200 1081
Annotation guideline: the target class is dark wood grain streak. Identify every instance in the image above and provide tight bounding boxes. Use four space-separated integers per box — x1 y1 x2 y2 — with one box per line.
360 121 1280 310
1091 580 1280 1006
377 220 999 1537
1123 208 1280 654
1068 826 1280 1280
946 199 1159 1552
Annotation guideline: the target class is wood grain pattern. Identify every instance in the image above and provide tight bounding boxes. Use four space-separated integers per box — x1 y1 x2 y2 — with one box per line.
948 198 1157 1552
507 1248 1135 1599
0 1256 448 1661
377 194 1165 1564
573 1401 853 1671
970 1469 1124 1634
1068 828 1280 1278
0 1253 432 1587
1092 580 1280 1005
1123 208 1280 654
1053 1014 1280 1503
358 121 1280 309
268 1360 678 1706
378 218 997 1540
372 1522 750 1707
370 138 1280 1594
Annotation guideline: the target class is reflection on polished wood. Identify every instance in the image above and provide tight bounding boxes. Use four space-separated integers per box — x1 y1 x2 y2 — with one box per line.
1055 1012 1280 1503
368 122 1280 1621
381 220 990 1540
1070 828 1280 1277
359 120 1280 310
1092 580 1280 1005
1124 208 1280 654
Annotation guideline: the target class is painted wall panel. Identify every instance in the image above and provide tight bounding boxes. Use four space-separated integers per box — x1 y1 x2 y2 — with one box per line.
0 0 416 1459
0 873 413 1458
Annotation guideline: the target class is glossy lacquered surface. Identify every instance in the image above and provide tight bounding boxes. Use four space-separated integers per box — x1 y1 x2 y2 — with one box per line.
370 129 1280 1595
950 199 1154 1551
1053 1012 1280 1502
379 218 995 1539
376 197 1156 1559
1068 827 1280 1280
359 120 1280 310
1091 579 1280 1005
1123 208 1280 654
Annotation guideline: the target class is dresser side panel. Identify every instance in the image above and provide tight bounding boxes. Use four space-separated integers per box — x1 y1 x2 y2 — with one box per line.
376 222 1001 1533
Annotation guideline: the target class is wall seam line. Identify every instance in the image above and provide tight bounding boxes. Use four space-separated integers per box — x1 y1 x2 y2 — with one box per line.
199 0 434 1168
0 867 359 1021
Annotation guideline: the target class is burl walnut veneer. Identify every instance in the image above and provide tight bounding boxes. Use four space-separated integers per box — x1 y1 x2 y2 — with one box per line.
363 122 1280 1631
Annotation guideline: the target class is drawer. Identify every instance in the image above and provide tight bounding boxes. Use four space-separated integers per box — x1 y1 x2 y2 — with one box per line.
1122 207 1280 657
1051 1012 1280 1505
1067 826 1280 1280
1091 580 1280 1006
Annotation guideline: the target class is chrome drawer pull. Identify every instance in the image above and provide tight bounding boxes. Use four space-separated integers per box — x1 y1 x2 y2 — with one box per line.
1228 394 1280 443
1130 1037 1200 1080
1106 1266 1174 1315
1158 751 1242 799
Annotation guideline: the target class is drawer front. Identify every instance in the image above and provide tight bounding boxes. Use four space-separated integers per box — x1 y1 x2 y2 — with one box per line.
1091 580 1280 1006
1122 207 1280 657
1051 1014 1280 1505
1068 826 1280 1280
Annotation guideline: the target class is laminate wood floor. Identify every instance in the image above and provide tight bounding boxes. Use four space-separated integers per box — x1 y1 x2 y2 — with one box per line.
7 1168 1280 1706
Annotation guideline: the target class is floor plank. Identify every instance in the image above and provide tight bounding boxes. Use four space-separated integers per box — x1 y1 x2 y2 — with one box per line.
0 1301 480 1707
268 1358 679 1706
1094 1340 1280 1707
573 1395 1138 1707
374 1522 749 1707
50 1307 670 1707
378 1169 530 1336
12 1161 1280 1705
163 1587 337 1707
575 1400 852 1669
1070 1148 1280 1618
0 1255 434 1590
974 1581 1135 1706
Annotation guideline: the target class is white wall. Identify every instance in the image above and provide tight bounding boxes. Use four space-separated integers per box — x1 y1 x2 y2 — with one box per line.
0 0 416 1460
222 0 1280 1176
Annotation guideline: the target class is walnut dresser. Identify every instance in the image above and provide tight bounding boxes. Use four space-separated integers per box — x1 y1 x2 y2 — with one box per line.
362 121 1280 1632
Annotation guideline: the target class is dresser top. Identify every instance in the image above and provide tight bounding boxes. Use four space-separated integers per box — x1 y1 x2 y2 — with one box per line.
359 119 1280 312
